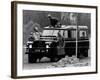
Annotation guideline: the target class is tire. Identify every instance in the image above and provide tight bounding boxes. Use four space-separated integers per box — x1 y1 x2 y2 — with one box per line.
50 58 55 62
83 49 88 57
28 54 37 63
78 48 88 58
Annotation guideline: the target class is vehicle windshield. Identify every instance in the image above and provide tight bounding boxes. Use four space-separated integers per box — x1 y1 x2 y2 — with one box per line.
42 30 59 36
42 30 53 36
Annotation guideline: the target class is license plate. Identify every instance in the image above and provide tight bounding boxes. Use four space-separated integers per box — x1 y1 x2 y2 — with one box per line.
35 49 40 52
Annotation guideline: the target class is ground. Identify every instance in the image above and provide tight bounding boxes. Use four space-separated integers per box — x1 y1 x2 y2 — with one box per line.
23 46 91 69
23 54 90 70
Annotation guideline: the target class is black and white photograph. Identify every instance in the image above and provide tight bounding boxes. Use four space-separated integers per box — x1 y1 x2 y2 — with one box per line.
23 10 91 69
11 1 97 78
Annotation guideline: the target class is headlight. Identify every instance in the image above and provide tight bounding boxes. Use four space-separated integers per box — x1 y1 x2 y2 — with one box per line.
29 45 32 48
46 44 50 48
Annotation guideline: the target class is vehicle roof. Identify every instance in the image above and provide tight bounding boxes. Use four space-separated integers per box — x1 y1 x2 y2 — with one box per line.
44 25 88 30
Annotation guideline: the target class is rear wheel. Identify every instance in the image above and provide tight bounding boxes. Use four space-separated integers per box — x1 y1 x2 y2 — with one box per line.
83 49 88 57
50 58 56 62
78 48 88 58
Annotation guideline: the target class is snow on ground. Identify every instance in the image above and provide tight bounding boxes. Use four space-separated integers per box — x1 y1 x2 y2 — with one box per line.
46 56 90 68
23 47 90 70
23 54 90 69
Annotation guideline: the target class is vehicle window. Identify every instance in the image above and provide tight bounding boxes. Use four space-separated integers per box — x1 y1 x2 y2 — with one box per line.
64 30 68 38
53 30 59 36
65 30 76 39
79 30 87 38
71 30 76 38
60 30 64 36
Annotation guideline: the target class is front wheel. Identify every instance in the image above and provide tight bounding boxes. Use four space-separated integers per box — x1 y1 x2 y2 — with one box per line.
28 54 37 63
